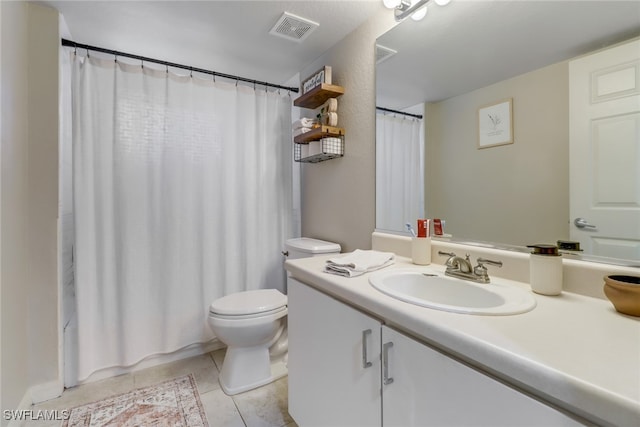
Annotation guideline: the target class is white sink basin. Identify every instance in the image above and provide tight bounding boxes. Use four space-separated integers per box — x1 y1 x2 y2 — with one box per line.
369 269 536 315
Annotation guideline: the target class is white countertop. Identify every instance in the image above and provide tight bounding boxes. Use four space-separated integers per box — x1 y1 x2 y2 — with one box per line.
285 255 640 427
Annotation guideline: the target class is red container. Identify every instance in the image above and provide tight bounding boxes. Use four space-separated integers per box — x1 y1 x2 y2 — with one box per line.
417 219 431 238
433 219 443 236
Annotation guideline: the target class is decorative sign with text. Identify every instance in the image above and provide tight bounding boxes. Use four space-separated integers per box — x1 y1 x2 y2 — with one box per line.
302 66 332 94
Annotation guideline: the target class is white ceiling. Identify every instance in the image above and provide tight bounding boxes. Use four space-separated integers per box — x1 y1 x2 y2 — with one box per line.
38 0 640 105
38 0 384 85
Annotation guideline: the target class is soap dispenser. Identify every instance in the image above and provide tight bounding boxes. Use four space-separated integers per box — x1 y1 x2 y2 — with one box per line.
528 244 563 295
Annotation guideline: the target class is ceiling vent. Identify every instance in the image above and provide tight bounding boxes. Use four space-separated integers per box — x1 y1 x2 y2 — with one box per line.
376 44 398 65
269 12 319 43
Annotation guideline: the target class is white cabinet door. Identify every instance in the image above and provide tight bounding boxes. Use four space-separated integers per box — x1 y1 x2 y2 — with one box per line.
288 278 382 427
382 326 585 427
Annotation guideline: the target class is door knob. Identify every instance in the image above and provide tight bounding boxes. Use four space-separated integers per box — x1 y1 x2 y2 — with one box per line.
574 218 596 229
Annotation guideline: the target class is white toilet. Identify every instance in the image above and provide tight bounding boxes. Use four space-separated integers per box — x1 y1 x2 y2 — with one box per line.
207 237 340 395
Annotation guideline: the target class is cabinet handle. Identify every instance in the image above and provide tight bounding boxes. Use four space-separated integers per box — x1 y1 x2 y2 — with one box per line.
382 341 394 385
361 329 373 368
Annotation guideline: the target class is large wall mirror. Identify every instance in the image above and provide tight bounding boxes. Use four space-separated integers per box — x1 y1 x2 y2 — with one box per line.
376 0 640 265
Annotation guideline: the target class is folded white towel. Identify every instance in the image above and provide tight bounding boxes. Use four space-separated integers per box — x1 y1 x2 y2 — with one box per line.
293 127 312 137
324 249 395 278
292 117 316 129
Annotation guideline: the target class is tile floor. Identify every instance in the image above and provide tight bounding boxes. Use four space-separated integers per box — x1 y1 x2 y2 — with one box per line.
26 349 297 427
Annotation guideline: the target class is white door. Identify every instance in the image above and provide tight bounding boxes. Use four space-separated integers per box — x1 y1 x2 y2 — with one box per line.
287 278 382 427
381 326 585 426
569 39 640 260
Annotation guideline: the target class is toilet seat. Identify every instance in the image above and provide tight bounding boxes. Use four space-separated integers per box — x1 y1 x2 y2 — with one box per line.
209 305 287 321
209 289 287 317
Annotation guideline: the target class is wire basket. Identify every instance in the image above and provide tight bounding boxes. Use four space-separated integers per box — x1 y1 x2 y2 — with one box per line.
294 136 344 163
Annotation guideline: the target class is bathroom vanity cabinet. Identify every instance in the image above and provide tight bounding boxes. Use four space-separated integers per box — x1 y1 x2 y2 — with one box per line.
288 278 585 426
288 277 381 426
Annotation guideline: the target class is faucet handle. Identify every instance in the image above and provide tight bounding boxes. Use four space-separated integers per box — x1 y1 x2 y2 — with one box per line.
438 251 457 267
476 258 503 268
473 258 503 283
438 251 456 258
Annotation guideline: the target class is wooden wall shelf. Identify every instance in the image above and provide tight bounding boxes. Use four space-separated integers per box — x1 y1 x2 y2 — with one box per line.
294 84 345 109
292 79 345 163
294 126 345 144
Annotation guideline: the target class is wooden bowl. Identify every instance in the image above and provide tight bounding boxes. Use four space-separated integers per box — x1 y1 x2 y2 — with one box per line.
603 275 640 317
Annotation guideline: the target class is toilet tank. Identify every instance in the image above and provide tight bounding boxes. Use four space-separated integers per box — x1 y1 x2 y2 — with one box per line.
285 237 341 260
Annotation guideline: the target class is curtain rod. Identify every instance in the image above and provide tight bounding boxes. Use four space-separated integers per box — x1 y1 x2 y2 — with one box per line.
376 106 423 119
61 38 299 93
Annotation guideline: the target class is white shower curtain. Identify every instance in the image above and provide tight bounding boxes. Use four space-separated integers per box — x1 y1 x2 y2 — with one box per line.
376 112 424 232
69 53 294 382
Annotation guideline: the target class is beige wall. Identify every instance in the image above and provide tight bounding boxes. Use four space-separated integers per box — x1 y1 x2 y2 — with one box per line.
26 2 60 399
1 1 60 415
425 61 570 247
1 1 31 414
299 10 396 252
0 0 2 413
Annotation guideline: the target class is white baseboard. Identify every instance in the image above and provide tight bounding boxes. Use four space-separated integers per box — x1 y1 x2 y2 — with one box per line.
6 390 33 427
5 380 63 427
29 379 64 404
5 344 224 426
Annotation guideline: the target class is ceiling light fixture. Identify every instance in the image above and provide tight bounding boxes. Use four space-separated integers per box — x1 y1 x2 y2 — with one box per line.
383 0 402 8
410 4 428 21
383 0 450 22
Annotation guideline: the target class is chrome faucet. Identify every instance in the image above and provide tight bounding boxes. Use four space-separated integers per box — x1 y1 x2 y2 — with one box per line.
442 252 473 273
438 251 502 283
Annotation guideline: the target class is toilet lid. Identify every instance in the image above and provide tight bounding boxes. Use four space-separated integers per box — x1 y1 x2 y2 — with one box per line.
209 289 287 316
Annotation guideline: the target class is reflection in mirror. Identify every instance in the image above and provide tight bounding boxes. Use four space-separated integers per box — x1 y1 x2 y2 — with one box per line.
375 0 640 264
375 104 424 232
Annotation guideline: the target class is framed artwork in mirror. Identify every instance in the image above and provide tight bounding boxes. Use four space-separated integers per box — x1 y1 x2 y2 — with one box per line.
478 98 513 149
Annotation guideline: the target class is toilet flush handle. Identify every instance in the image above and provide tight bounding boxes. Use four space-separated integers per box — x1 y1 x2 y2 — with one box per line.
282 251 289 257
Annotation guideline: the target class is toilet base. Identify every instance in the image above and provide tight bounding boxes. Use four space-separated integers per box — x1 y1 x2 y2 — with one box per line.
219 346 288 395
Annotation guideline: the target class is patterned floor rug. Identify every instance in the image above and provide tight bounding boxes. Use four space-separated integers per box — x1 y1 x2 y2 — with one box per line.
63 374 209 427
